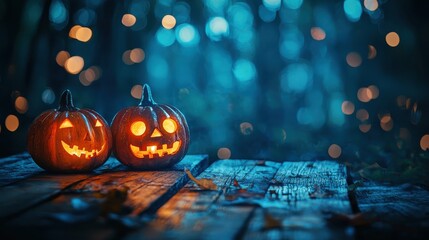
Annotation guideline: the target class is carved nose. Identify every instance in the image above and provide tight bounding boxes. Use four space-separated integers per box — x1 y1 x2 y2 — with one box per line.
151 128 162 138
84 132 92 141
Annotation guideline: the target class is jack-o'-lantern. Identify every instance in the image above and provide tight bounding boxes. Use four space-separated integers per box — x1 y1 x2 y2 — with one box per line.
27 90 112 172
111 84 189 169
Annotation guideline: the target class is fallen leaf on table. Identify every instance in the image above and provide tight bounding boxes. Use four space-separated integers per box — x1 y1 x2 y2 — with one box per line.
262 210 283 231
233 178 242 189
94 187 130 216
185 167 218 190
326 212 375 227
224 188 265 201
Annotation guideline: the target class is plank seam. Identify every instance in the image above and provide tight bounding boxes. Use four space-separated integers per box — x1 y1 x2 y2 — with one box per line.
346 165 361 214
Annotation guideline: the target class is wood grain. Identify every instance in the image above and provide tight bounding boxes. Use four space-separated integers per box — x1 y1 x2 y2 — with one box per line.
1 155 208 240
0 156 122 222
353 181 429 239
243 161 353 240
0 153 120 186
126 160 282 240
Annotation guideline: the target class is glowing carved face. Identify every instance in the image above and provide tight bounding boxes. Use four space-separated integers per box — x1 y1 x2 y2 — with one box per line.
59 118 106 159
129 118 181 158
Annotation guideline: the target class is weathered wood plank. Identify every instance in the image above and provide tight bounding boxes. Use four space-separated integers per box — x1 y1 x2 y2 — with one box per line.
0 156 122 222
126 160 282 240
353 181 429 239
0 152 42 186
0 153 120 186
1 155 208 240
243 161 353 240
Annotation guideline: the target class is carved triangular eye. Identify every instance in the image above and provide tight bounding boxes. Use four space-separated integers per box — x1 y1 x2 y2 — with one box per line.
95 120 102 127
60 119 73 129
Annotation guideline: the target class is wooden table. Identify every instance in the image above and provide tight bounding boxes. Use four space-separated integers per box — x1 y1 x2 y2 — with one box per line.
0 153 428 239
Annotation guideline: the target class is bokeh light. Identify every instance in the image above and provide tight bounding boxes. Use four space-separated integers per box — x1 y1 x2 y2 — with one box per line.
310 27 326 41
131 84 143 99
368 85 379 99
341 101 355 115
346 52 362 67
343 0 362 22
78 66 101 86
75 27 92 42
156 28 176 46
217 147 231 159
55 50 70 67
356 109 369 121
14 97 28 114
42 88 55 104
69 25 81 38
122 50 133 65
206 17 229 41
364 0 379 11
357 87 372 103
233 59 256 82
122 14 136 27
368 45 377 59
176 23 200 47
386 32 400 47
240 122 254 135
420 135 429 151
130 48 145 63
5 115 19 132
284 0 303 10
161 15 176 29
263 0 281 11
359 123 371 133
328 144 342 159
380 114 394 131
64 56 84 74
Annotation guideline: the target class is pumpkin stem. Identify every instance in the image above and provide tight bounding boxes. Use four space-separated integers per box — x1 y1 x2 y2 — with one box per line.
58 89 78 111
139 84 156 106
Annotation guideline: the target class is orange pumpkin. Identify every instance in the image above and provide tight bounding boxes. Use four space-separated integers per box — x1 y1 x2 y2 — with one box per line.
27 90 112 172
111 84 190 169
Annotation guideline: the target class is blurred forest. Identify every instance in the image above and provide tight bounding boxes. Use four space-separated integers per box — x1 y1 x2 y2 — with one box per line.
1 0 429 183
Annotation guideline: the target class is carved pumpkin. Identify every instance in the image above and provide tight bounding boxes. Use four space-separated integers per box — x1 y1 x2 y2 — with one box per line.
111 84 190 169
27 90 112 172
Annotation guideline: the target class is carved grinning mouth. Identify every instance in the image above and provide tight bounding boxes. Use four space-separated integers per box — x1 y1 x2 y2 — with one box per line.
130 141 181 158
61 141 105 159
